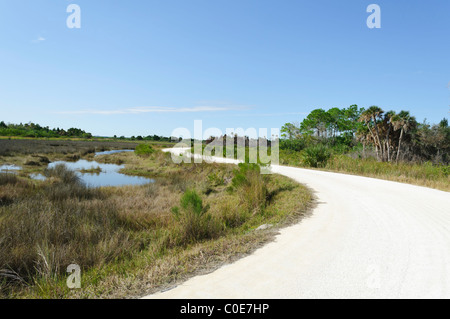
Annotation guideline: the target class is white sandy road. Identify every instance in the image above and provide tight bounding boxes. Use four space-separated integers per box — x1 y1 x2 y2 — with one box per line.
143 148 450 299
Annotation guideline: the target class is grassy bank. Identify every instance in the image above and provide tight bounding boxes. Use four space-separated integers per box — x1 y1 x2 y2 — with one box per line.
191 143 449 191
0 147 312 298
279 149 449 192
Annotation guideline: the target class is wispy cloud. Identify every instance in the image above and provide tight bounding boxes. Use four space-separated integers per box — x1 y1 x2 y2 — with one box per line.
226 111 308 117
31 36 46 44
55 105 248 115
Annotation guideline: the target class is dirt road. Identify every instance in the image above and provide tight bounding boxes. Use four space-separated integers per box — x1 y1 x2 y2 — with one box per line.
144 149 450 298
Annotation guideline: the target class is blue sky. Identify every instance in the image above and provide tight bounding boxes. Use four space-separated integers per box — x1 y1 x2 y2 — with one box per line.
0 0 449 137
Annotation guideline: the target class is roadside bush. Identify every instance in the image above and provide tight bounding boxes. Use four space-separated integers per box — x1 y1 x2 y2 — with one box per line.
171 189 221 244
135 144 155 157
231 163 267 215
217 198 249 229
302 145 332 168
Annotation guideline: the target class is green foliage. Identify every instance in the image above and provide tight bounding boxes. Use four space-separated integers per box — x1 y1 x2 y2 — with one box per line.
280 139 306 152
302 145 332 168
281 123 300 139
134 144 155 157
0 122 92 138
280 104 449 165
231 163 261 188
172 189 219 244
230 163 268 215
180 189 204 217
207 172 224 186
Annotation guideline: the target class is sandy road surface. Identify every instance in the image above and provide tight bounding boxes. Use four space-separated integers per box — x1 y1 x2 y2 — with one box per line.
144 148 450 298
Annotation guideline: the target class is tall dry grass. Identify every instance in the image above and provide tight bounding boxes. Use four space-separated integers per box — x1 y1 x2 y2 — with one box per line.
0 165 136 294
325 155 449 191
280 150 449 191
230 163 268 215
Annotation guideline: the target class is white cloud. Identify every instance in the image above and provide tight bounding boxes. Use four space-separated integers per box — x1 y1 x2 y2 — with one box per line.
31 36 46 43
55 105 247 115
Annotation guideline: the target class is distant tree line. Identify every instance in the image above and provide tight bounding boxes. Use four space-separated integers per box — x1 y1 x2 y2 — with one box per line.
281 105 450 164
0 121 93 139
113 134 175 142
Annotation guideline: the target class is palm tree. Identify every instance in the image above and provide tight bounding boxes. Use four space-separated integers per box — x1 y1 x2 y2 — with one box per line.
356 124 370 158
392 111 416 163
359 106 384 161
384 111 396 162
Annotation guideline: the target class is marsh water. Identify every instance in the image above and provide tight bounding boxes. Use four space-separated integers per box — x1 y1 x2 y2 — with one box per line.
27 149 153 188
0 164 21 173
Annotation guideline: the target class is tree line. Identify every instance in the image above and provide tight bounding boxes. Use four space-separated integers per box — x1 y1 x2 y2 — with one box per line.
0 121 176 142
113 134 174 142
281 105 450 164
0 121 93 139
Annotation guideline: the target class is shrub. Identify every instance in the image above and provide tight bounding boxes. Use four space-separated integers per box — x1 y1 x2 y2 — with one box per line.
135 144 155 157
280 139 306 152
231 163 267 215
44 164 81 185
171 189 221 244
302 145 332 168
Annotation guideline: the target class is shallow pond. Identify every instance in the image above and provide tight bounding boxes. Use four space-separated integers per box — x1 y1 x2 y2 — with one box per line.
0 165 21 173
29 149 154 188
95 149 134 156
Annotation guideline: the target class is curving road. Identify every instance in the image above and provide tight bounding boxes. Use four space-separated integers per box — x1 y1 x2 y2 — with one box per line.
144 148 450 299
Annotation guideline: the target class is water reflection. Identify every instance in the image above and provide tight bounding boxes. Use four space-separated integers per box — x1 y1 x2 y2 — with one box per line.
95 149 134 156
0 165 21 173
29 149 153 188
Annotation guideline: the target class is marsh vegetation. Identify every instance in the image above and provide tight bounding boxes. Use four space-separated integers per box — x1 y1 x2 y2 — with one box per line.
0 143 312 298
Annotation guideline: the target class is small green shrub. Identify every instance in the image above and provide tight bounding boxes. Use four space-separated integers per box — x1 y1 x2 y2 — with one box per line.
172 189 221 244
135 144 155 157
302 145 332 168
230 163 267 215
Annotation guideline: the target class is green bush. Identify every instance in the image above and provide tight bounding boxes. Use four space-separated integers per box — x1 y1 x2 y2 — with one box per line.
230 163 267 215
302 145 332 168
134 144 155 157
172 189 220 244
280 139 306 152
